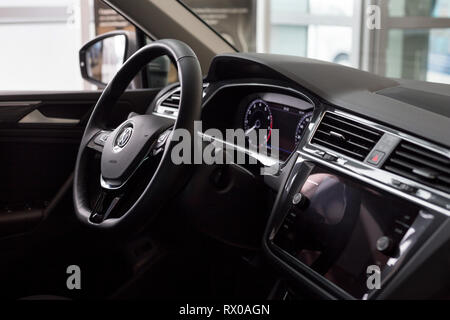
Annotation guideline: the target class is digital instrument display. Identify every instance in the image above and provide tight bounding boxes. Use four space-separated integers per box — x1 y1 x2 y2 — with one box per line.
244 99 313 161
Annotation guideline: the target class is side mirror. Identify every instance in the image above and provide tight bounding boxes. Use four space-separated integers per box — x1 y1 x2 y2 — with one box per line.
79 31 132 87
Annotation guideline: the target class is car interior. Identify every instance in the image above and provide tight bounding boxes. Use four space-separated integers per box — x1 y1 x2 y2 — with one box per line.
0 0 449 301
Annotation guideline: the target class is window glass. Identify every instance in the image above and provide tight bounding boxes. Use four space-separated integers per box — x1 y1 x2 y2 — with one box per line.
270 0 354 17
269 0 354 65
181 0 450 84
185 0 355 67
386 28 450 84
0 0 94 91
308 0 354 16
270 25 307 56
270 0 308 16
0 0 98 91
306 26 353 66
389 0 450 18
144 38 179 88
0 0 178 91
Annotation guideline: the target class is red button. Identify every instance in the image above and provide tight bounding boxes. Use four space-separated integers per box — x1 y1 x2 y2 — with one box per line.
367 150 385 165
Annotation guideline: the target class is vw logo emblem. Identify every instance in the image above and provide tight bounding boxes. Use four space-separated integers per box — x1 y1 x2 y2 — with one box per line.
115 126 133 150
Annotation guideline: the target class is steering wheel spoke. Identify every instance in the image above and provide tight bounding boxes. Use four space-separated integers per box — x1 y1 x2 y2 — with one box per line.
86 130 113 153
90 189 123 224
152 128 173 156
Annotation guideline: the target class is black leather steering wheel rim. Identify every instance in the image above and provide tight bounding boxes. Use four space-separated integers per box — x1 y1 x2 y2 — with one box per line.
73 39 202 229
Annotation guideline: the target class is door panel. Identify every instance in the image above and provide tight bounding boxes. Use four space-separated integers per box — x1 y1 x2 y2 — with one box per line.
0 88 161 298
0 89 160 237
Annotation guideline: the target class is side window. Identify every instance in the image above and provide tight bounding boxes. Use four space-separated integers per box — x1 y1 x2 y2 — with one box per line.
0 0 177 91
0 0 98 91
144 38 179 88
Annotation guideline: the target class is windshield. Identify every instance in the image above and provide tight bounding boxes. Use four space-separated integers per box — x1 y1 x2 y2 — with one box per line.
180 0 450 84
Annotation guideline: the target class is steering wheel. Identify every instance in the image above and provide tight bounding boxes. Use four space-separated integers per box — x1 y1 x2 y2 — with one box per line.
73 39 202 229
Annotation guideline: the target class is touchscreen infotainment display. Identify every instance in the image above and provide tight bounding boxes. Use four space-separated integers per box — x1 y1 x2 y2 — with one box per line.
274 167 420 298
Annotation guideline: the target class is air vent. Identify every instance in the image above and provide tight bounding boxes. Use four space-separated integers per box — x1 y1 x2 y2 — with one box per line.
383 141 450 193
157 84 208 114
311 113 383 161
160 90 180 109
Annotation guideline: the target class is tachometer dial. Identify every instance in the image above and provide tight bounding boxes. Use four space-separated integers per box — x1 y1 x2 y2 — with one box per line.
244 99 273 146
295 111 313 144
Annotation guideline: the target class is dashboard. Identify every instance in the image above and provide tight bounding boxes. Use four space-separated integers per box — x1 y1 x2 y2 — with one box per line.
151 53 450 300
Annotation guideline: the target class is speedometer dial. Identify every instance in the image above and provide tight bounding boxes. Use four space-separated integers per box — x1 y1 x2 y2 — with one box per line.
295 111 313 144
244 99 273 147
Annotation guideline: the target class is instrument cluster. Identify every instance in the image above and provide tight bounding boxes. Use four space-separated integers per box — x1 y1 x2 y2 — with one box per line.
242 94 314 161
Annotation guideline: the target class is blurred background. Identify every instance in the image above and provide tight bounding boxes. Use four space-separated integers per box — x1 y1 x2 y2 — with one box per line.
0 0 449 91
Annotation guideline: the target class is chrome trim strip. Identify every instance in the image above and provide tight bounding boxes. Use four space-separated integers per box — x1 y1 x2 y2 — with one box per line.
202 82 315 111
154 87 180 119
151 111 178 120
302 109 450 216
154 82 315 121
200 132 280 168
329 109 450 158
19 109 80 124
154 83 209 119
299 151 449 216
0 101 41 107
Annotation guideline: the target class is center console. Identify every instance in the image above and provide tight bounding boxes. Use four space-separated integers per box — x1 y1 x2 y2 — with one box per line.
270 164 435 298
264 108 449 300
